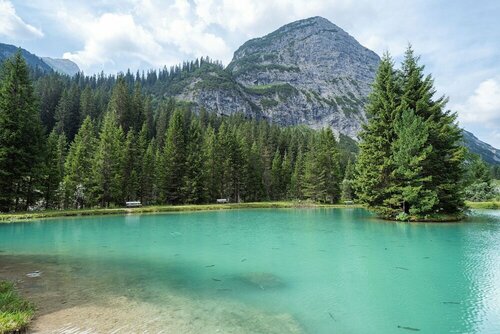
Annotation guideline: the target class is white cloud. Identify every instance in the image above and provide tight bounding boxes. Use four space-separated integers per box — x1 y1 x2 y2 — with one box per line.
0 0 43 39
62 13 164 70
455 78 500 124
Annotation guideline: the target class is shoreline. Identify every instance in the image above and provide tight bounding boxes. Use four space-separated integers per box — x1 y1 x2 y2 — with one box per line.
0 201 363 223
1 201 497 224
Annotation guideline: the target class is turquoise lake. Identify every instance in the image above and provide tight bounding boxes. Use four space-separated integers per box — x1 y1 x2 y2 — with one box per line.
1 208 499 333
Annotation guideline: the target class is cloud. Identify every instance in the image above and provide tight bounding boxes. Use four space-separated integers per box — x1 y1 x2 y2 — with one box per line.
62 13 164 70
455 78 500 124
0 0 43 39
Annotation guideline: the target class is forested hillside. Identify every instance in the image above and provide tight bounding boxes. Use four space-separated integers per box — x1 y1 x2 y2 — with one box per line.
0 53 356 212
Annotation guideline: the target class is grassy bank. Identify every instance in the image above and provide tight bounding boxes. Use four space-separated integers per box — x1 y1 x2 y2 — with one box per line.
0 201 362 223
0 281 35 333
466 201 500 209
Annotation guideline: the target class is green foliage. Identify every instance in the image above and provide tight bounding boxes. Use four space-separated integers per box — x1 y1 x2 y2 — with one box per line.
0 52 45 212
0 281 35 333
62 116 96 208
355 47 465 219
92 111 125 207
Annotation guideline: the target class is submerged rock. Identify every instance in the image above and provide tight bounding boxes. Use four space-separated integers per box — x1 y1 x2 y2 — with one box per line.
236 272 285 289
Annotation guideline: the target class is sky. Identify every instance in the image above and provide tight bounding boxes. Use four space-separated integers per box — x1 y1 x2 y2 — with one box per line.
1 0 499 148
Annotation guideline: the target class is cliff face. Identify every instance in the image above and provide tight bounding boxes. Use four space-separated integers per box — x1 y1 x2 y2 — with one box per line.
168 16 380 138
227 17 379 137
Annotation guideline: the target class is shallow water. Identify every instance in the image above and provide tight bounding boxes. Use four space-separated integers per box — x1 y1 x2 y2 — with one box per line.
1 208 499 333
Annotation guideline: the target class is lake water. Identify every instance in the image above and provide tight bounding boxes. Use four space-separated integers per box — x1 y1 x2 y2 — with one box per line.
1 208 499 333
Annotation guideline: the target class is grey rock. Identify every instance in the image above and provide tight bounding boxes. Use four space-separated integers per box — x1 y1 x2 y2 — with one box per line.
42 57 80 76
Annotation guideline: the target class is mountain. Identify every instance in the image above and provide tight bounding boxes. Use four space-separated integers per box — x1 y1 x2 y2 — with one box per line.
0 43 80 76
0 42 52 73
42 57 80 76
462 130 500 165
168 16 379 138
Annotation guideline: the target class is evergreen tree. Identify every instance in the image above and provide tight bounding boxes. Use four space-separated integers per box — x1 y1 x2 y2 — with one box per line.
290 148 305 199
92 111 125 207
43 131 67 209
271 150 283 200
63 116 96 208
162 109 187 204
341 158 355 201
386 110 437 215
204 125 220 201
141 140 156 204
355 47 465 218
355 53 400 210
55 84 81 141
0 52 45 212
316 128 341 203
122 130 140 201
399 46 465 214
281 151 293 199
183 118 208 203
108 76 132 132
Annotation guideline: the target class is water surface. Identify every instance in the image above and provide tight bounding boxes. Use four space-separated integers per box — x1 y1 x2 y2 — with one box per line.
1 208 499 333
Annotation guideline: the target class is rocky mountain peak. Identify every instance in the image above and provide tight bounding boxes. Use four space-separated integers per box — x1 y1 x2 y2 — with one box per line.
225 16 380 137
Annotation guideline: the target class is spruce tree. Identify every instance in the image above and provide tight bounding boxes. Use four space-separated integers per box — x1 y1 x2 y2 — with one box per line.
141 140 156 204
92 111 125 207
43 131 67 209
0 52 45 212
387 110 437 215
162 109 187 204
399 46 465 214
355 54 400 210
183 118 208 203
63 116 96 208
271 150 283 200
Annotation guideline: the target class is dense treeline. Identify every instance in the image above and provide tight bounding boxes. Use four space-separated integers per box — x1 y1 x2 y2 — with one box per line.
0 53 352 212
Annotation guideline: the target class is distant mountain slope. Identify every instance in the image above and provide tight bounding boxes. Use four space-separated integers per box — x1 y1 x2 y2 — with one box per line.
0 42 52 73
462 130 500 165
42 57 80 76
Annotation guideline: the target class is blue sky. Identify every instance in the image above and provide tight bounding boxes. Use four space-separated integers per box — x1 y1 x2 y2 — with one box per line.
1 0 499 148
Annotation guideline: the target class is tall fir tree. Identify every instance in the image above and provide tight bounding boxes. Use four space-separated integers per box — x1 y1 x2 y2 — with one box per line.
0 52 45 212
63 116 96 208
162 109 187 204
92 111 125 207
183 118 208 203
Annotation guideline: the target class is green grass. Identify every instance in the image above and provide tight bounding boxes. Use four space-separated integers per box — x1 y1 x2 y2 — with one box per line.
0 281 35 333
466 201 500 209
0 201 362 223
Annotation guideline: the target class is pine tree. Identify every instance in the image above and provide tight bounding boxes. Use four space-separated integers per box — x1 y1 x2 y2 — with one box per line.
92 111 125 207
43 131 67 209
183 118 208 203
80 85 98 121
204 125 220 201
108 76 132 132
122 130 140 201
0 52 45 212
355 53 400 210
55 84 81 141
162 109 187 204
141 140 156 204
290 148 305 199
281 151 293 199
341 158 355 201
387 109 437 215
399 46 465 214
63 116 96 208
316 128 341 203
271 150 283 200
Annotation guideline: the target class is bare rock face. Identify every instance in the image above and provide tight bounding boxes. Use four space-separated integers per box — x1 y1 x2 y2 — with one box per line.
168 17 379 138
227 16 379 137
